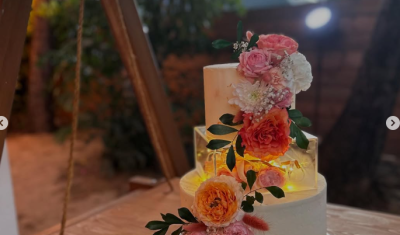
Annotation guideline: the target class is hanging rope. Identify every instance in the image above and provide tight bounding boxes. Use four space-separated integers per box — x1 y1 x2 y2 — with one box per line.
59 0 84 234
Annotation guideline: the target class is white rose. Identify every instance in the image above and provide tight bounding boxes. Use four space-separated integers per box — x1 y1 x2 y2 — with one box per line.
280 52 313 94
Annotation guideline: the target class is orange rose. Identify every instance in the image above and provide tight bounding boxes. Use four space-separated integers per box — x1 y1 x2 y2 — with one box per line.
193 175 244 227
239 108 291 160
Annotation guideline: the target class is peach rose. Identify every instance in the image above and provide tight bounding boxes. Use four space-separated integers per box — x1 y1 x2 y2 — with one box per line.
257 167 286 188
193 175 244 227
217 166 241 182
237 48 272 81
239 108 291 159
257 34 298 63
263 67 287 89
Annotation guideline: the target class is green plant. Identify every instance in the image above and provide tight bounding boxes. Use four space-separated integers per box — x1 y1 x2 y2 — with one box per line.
40 0 155 172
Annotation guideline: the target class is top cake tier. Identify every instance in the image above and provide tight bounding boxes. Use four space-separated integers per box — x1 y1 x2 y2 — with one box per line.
204 63 296 139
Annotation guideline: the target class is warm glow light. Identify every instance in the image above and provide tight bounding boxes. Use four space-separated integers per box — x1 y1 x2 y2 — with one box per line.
305 7 332 29
289 167 294 171
287 185 294 190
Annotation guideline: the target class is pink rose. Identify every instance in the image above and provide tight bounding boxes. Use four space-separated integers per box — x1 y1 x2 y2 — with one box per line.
257 34 298 63
224 221 254 235
263 67 286 89
246 31 254 41
237 48 272 81
272 87 293 109
257 167 286 188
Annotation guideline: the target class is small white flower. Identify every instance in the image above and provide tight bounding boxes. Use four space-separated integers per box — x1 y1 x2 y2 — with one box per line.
229 80 287 117
280 52 313 94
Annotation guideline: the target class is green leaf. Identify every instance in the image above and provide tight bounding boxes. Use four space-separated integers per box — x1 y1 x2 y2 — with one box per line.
266 186 285 199
246 170 257 190
171 227 183 235
206 139 231 150
255 191 263 203
241 182 247 190
292 117 312 128
288 109 302 119
163 213 184 224
145 221 169 230
295 128 309 149
178 208 197 223
237 21 243 42
226 145 236 171
235 135 245 157
289 122 296 138
212 39 233 49
154 227 168 235
246 195 255 205
207 124 238 135
241 201 254 213
290 123 309 149
247 34 259 49
219 113 243 126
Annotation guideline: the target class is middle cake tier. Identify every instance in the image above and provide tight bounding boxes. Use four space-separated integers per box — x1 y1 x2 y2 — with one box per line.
194 126 318 192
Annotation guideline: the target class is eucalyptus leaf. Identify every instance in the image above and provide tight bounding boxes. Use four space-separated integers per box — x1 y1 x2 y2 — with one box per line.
255 191 263 203
266 186 285 199
212 39 233 49
178 208 197 223
237 21 243 41
206 139 231 150
226 146 236 171
236 135 245 157
154 227 168 235
171 227 183 235
241 201 254 213
219 113 243 126
207 124 238 135
288 109 302 119
145 221 169 230
163 213 184 224
247 34 259 49
246 170 257 190
241 182 247 190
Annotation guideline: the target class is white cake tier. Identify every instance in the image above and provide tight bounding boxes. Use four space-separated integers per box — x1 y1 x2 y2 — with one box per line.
180 170 327 235
203 63 296 140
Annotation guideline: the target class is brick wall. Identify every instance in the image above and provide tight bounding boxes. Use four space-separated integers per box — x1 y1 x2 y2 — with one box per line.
209 0 400 156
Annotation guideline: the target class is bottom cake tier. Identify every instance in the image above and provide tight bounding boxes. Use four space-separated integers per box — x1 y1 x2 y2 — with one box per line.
180 170 327 235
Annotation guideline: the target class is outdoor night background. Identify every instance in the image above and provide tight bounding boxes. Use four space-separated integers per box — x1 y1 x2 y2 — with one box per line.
5 0 400 234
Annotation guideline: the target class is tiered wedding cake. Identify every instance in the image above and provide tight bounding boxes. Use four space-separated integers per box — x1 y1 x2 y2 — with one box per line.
146 23 326 235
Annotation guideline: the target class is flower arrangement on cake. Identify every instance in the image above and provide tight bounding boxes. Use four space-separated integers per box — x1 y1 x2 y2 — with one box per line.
146 21 314 235
146 174 284 235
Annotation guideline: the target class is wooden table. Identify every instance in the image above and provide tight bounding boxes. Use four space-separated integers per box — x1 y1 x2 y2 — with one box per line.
36 178 400 235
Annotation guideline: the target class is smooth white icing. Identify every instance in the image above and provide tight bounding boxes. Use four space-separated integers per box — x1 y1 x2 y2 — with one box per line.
203 64 296 140
180 170 327 235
